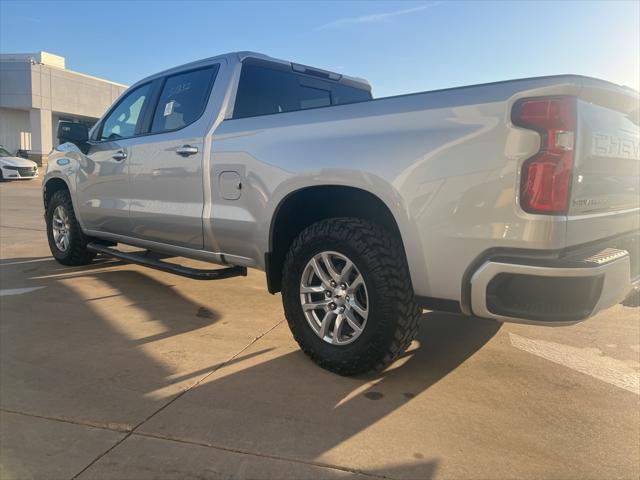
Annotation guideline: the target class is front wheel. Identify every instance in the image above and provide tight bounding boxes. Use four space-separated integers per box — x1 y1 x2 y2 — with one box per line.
45 189 95 266
282 218 421 376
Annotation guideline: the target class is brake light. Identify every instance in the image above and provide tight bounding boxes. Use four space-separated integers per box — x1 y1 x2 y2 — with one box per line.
512 96 576 214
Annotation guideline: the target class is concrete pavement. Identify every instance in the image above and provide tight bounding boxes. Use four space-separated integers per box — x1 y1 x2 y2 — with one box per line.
1 179 638 479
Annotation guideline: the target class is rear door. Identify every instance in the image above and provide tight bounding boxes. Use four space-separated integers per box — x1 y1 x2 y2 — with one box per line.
128 65 220 249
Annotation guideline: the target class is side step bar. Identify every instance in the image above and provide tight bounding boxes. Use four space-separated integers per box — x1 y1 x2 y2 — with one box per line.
87 243 247 280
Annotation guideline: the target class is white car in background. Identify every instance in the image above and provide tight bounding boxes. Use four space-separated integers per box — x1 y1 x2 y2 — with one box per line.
0 146 39 181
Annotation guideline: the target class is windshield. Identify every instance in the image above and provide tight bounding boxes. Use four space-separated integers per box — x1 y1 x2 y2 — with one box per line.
0 147 12 157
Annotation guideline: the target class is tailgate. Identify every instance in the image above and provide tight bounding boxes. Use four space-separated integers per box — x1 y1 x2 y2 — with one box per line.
566 81 639 252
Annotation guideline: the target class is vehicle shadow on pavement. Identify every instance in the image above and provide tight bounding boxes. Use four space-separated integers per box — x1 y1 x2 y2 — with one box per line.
0 259 230 428
138 311 502 479
79 269 223 345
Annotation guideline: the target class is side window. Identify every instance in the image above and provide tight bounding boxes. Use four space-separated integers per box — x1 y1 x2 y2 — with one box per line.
150 66 218 133
233 62 372 119
100 83 152 141
233 64 298 118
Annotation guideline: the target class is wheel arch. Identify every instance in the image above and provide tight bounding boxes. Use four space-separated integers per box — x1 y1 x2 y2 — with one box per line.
43 176 72 213
266 185 408 294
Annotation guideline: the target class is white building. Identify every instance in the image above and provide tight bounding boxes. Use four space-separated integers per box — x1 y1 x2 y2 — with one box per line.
0 52 127 164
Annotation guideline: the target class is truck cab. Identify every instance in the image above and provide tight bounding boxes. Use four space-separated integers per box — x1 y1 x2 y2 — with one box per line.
46 52 371 260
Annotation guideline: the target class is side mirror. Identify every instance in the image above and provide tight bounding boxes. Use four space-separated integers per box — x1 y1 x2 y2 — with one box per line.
57 122 89 150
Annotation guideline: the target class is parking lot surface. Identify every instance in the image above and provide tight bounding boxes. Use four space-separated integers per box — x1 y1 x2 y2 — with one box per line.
1 179 638 479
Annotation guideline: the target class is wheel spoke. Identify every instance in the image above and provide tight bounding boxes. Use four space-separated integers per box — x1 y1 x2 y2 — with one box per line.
302 298 332 311
332 314 345 344
321 252 341 283
319 311 334 339
300 284 325 294
348 274 364 293
351 301 368 319
345 309 363 333
340 259 354 282
310 257 332 286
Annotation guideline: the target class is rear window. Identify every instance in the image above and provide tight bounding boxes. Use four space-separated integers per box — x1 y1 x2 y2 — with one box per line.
233 63 371 119
300 85 331 109
151 65 218 133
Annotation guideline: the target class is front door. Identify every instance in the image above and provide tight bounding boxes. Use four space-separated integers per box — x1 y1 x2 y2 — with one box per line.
76 82 154 236
128 65 219 250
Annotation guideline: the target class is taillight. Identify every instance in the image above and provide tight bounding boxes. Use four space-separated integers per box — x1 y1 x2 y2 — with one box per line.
512 96 576 214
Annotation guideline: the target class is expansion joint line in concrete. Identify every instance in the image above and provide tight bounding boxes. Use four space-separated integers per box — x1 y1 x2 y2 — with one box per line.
69 320 284 480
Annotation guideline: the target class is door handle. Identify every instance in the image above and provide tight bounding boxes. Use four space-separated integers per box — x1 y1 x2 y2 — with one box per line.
112 151 127 161
176 145 198 157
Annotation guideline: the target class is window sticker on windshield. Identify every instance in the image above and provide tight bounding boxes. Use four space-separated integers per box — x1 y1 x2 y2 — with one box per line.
163 101 175 116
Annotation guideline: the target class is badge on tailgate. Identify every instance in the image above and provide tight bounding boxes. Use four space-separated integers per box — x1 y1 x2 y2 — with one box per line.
592 132 640 160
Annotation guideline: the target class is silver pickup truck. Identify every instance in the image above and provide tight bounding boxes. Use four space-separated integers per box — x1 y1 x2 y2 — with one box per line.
44 52 639 375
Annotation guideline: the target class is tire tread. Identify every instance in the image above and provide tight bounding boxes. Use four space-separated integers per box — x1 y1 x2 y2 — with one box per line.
282 218 421 376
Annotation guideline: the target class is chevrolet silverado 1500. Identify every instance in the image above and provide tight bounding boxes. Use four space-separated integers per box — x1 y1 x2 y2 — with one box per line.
44 52 639 375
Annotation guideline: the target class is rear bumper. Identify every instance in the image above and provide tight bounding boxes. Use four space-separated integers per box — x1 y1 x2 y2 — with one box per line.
468 239 638 325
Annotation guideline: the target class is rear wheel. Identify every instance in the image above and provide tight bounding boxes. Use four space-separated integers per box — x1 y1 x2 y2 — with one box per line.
282 218 421 376
46 189 95 266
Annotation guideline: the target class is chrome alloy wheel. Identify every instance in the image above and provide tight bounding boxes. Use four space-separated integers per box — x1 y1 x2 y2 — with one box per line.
52 205 71 252
299 251 369 345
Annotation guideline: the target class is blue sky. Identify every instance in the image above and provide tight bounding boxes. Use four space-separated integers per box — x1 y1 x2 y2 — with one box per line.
1 1 638 97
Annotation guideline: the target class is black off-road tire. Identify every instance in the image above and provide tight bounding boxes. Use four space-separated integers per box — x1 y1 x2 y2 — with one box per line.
282 217 421 376
46 189 95 266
